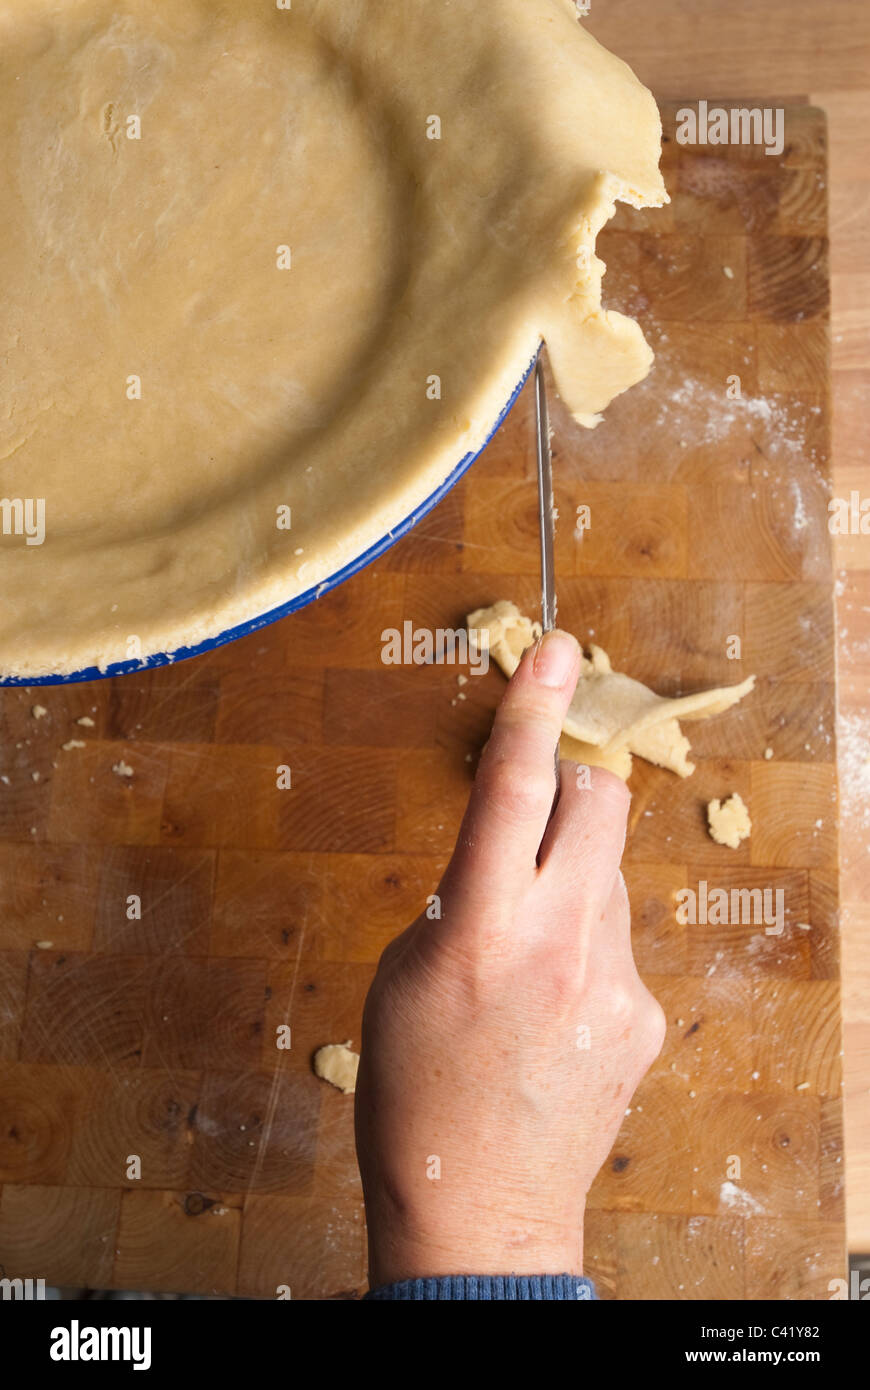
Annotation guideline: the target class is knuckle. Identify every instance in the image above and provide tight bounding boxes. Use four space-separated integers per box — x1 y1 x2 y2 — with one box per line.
606 982 666 1056
591 766 631 813
481 758 556 824
639 991 668 1058
607 982 638 1026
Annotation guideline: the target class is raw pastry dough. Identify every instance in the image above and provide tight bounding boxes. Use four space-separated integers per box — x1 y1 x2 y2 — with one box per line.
0 0 666 677
707 794 752 849
467 601 755 779
313 1041 359 1096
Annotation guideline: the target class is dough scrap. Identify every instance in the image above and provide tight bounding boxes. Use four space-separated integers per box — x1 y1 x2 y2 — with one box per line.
707 794 752 849
467 600 755 780
0 0 666 678
313 1041 360 1096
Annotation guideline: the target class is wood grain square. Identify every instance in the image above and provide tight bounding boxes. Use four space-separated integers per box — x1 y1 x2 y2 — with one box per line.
625 758 751 866
114 1188 241 1295
583 1211 618 1301
670 158 783 235
757 320 830 391
395 748 471 854
160 744 284 849
745 583 836 683
94 846 215 955
211 850 325 960
616 1212 745 1300
140 957 266 1071
462 475 575 575
809 870 840 980
750 763 838 868
319 853 447 962
0 1062 90 1185
47 742 170 846
689 1092 822 1220
0 1184 119 1287
0 951 28 1060
748 236 829 320
819 1097 846 1223
687 472 828 584
570 482 689 579
237 1194 366 1300
281 573 407 670
744 1219 845 1299
275 748 397 854
0 843 100 952
0 684 107 746
263 960 375 1079
622 581 746 688
190 1069 320 1196
624 862 689 977
214 670 324 746
588 1082 696 1215
751 979 842 1097
107 668 220 744
20 953 150 1069
322 667 438 748
66 1068 201 1190
0 762 52 843
645 975 755 1093
682 866 811 979
638 233 748 322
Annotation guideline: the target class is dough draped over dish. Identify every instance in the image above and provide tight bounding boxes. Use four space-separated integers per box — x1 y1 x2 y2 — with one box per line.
0 0 667 677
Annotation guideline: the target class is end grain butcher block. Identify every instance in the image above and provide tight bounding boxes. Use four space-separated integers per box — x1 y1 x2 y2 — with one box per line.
0 104 843 1299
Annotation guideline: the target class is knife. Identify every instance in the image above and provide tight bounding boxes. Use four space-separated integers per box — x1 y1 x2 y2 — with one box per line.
534 346 562 793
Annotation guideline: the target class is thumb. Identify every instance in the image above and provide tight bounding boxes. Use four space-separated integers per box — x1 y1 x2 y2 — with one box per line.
442 628 581 916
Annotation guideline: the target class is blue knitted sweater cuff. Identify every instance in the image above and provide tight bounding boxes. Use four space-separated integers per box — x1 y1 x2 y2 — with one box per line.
364 1274 596 1300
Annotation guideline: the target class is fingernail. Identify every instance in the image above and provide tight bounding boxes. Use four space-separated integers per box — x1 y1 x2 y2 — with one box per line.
531 630 580 687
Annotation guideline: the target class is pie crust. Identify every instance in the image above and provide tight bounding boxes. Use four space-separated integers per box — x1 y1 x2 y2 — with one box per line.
0 0 666 676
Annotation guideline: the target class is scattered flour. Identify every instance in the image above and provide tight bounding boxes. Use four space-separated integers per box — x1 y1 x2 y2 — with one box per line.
719 1181 766 1216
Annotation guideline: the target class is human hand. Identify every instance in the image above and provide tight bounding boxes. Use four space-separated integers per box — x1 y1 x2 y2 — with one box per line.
355 629 666 1285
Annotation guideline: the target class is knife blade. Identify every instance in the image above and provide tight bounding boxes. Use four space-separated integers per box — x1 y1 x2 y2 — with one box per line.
534 347 562 794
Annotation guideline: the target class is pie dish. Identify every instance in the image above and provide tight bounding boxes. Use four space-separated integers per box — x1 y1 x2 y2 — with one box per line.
0 0 667 679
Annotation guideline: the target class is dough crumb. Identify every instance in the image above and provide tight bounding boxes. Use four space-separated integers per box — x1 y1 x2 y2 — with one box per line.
313 1040 359 1095
31 705 48 720
764 747 774 760
707 793 751 849
76 716 96 727
34 940 54 950
722 265 734 279
61 739 86 752
112 760 135 778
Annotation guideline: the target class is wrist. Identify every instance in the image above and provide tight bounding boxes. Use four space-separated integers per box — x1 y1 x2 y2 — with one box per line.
364 1187 585 1287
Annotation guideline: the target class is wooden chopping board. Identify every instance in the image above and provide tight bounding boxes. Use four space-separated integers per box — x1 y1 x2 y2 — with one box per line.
0 103 843 1299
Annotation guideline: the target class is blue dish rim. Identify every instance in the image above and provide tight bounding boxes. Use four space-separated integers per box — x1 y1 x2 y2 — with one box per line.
3 348 539 687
